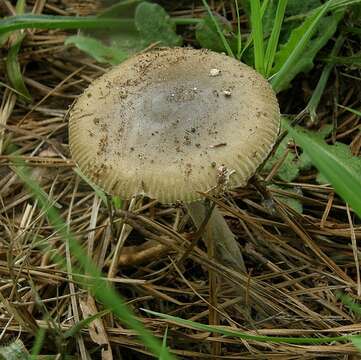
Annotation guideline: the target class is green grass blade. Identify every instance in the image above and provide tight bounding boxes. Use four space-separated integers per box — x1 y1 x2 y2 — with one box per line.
143 309 351 344
16 0 26 13
30 327 46 359
346 26 361 35
0 15 135 35
171 18 203 25
74 168 107 204
337 105 361 117
264 0 288 76
201 0 235 57
14 163 177 360
351 336 361 352
250 0 265 75
337 292 361 317
63 310 109 339
328 0 361 11
240 0 270 59
305 35 345 123
5 34 32 102
325 53 361 67
0 80 27 96
5 0 31 102
159 327 169 360
270 1 330 92
285 123 361 219
112 195 123 209
340 291 361 351
234 0 242 59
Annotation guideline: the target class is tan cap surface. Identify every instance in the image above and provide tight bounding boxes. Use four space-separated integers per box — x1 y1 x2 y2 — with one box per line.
69 47 280 203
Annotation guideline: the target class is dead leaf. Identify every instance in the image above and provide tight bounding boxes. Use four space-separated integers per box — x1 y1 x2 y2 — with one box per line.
80 295 113 360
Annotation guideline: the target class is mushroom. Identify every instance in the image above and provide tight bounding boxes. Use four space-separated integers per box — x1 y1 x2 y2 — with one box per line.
69 47 280 271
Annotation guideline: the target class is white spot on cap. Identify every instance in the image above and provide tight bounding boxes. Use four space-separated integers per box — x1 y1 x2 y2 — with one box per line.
209 68 221 77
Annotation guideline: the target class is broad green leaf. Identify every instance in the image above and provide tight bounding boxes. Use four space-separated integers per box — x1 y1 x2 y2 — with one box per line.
98 0 144 18
65 35 128 65
135 2 182 47
91 0 147 55
264 136 299 182
195 15 238 53
277 0 321 44
109 31 147 54
268 185 303 213
264 121 332 182
286 124 361 219
296 124 333 170
86 2 193 59
350 2 361 25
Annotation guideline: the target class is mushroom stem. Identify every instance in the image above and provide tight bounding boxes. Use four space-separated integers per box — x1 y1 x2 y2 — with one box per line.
185 201 246 274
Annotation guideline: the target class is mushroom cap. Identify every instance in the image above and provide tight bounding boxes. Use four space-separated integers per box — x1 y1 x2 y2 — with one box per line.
69 47 280 203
